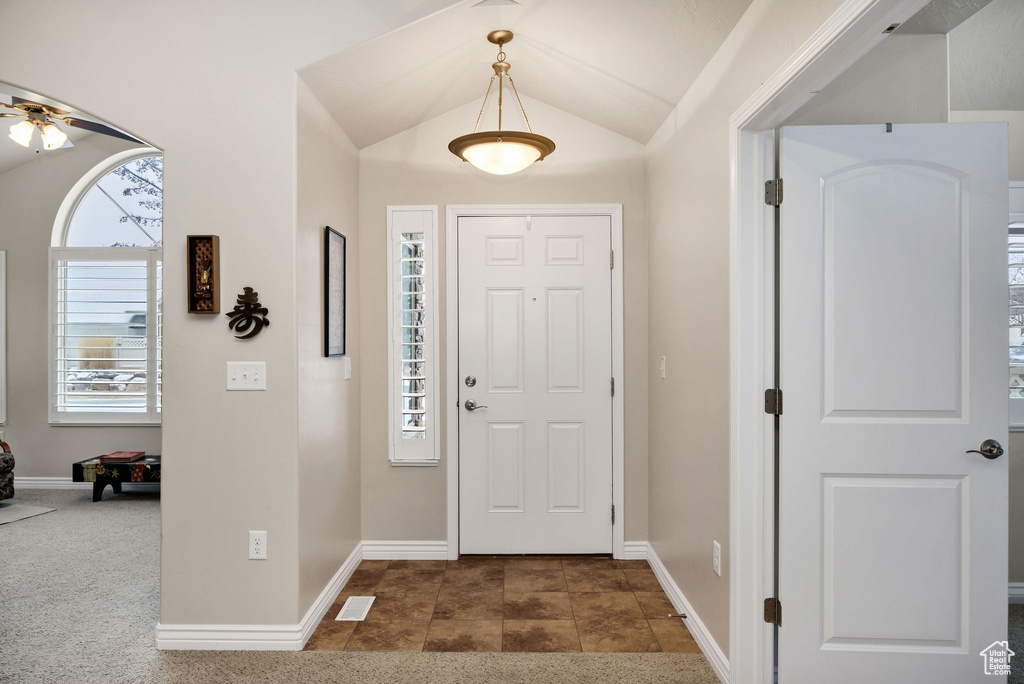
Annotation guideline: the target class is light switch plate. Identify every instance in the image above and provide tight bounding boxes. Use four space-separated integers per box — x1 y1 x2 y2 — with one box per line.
713 540 721 577
227 362 266 391
344 357 352 381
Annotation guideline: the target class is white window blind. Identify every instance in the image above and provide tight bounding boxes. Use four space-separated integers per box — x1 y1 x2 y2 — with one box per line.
49 247 161 424
387 207 439 465
1010 182 1024 427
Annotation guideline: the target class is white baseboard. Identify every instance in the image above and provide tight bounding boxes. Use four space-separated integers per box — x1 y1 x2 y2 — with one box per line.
623 541 649 560
645 542 730 684
15 476 159 492
156 542 363 650
361 540 448 560
1010 583 1024 604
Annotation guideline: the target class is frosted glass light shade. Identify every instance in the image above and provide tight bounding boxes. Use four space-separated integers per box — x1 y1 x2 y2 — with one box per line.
449 131 555 175
39 123 68 150
9 120 34 147
463 141 541 175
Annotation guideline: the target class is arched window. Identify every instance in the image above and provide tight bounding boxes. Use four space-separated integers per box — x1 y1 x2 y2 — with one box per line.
49 150 162 424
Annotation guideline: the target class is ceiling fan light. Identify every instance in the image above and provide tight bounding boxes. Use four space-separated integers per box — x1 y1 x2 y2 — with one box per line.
8 120 34 147
40 122 68 150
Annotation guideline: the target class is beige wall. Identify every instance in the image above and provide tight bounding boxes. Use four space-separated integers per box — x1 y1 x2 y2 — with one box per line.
783 34 949 127
296 79 362 612
0 0 456 627
645 0 848 655
359 96 650 543
0 134 160 477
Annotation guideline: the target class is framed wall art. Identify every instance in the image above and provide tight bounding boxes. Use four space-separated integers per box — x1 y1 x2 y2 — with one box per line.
187 235 220 313
324 226 346 356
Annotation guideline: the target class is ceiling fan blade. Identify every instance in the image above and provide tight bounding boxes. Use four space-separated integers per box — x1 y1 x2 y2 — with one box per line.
10 96 70 116
0 112 25 118
61 117 144 143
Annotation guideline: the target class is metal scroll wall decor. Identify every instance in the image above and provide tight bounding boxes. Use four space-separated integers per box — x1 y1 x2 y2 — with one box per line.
226 287 269 339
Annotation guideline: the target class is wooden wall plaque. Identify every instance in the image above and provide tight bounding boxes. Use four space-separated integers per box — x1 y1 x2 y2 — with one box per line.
187 235 220 314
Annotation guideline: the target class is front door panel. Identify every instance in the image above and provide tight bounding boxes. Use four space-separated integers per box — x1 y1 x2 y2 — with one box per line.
459 214 612 554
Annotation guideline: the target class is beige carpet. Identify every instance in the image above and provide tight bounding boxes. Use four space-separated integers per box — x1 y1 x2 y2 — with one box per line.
0 502 55 525
0 489 718 684
1010 604 1024 683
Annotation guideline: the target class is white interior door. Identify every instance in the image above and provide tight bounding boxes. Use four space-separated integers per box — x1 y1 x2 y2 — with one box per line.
778 123 1009 683
458 214 612 554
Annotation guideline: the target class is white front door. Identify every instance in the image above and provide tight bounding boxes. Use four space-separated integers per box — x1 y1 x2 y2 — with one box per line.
778 123 1009 683
458 214 613 554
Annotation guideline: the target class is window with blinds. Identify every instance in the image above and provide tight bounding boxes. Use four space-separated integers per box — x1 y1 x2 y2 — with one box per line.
49 247 161 424
1011 183 1024 427
387 207 439 465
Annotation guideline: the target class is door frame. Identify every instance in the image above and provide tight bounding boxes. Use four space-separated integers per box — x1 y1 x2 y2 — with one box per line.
445 204 625 560
729 0 932 681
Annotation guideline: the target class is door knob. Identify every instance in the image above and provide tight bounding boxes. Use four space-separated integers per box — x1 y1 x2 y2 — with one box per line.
966 439 1003 460
464 399 488 411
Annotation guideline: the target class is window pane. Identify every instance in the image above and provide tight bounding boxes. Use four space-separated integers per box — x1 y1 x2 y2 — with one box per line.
56 259 149 412
66 156 162 247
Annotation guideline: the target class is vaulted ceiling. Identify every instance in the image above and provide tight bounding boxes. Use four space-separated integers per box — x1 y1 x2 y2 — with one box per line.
299 0 753 148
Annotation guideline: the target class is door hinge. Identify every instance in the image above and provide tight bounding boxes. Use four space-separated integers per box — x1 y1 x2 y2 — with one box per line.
611 504 616 524
765 178 783 207
611 377 615 396
610 249 615 269
764 597 782 626
764 388 783 415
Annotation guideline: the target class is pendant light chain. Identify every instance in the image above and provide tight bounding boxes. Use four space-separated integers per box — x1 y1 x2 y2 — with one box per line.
497 42 505 133
506 75 534 134
473 76 497 134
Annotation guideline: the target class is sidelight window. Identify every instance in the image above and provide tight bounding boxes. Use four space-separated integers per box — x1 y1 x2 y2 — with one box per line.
387 206 439 464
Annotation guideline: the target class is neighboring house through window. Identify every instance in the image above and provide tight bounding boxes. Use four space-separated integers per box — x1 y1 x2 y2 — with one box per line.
49 150 162 425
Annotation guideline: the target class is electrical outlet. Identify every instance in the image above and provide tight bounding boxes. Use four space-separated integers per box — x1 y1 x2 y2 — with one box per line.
713 540 721 577
227 362 266 391
660 356 667 379
249 531 267 560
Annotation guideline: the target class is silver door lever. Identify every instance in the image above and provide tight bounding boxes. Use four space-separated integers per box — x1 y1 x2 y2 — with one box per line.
464 399 488 411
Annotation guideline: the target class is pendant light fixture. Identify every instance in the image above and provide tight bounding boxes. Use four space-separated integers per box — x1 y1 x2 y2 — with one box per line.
448 30 554 175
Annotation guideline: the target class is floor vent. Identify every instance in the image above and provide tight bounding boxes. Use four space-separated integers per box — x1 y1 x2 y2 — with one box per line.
335 596 375 621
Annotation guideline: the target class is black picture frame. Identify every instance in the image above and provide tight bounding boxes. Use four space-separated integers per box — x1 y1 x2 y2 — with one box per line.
324 226 346 357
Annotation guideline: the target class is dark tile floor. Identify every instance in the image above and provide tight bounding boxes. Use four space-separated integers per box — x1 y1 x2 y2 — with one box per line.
305 556 706 654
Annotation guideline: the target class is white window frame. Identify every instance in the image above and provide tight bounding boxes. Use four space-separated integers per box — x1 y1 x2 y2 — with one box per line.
387 206 440 465
49 247 161 426
1010 182 1024 429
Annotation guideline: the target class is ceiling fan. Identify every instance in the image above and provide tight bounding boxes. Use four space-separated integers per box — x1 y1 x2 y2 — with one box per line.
0 96 143 150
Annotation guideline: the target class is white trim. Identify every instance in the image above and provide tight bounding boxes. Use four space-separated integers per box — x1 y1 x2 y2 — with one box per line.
728 2 931 683
623 541 649 560
445 204 626 560
1010 583 1024 604
644 542 729 683
360 540 449 560
386 206 440 465
15 476 159 492
156 542 363 650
